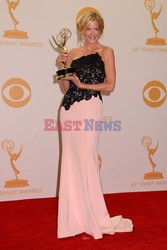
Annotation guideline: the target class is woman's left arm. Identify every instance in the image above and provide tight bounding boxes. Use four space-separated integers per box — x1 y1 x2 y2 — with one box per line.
63 47 116 92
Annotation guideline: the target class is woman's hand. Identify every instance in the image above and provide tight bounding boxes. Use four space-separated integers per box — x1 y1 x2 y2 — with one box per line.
57 50 68 65
62 74 82 89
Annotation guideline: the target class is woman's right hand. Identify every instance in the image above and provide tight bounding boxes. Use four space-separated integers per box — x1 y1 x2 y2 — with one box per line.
57 50 68 65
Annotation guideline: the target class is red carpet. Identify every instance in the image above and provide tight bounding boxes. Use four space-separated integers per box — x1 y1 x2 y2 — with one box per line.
0 191 167 250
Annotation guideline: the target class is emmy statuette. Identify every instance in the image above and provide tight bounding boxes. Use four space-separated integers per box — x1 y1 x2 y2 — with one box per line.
1 139 29 188
50 28 76 82
141 136 164 179
4 0 28 39
144 0 166 45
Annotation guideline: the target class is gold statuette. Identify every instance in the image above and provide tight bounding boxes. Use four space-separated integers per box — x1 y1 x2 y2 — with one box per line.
50 28 76 82
141 136 164 179
144 0 166 45
3 0 28 39
1 139 29 188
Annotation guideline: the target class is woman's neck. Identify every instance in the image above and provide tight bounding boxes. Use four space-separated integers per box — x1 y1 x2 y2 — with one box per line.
83 42 100 51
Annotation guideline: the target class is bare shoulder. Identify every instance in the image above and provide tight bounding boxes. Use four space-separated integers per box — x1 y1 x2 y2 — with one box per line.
68 47 84 62
67 47 80 64
68 47 80 57
102 46 115 59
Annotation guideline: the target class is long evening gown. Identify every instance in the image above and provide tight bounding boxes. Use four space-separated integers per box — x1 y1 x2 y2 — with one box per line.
58 53 133 239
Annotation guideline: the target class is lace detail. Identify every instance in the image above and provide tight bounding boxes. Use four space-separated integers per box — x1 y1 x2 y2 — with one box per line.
61 53 106 110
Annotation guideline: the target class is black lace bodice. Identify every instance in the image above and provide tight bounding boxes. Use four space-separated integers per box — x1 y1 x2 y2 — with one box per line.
61 52 106 110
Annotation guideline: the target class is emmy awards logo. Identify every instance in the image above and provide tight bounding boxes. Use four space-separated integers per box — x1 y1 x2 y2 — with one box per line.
1 139 29 188
49 28 76 82
141 136 164 179
144 0 166 45
3 0 28 39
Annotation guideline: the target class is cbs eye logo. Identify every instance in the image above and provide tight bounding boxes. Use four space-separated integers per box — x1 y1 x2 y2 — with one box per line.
1 78 31 108
142 80 167 108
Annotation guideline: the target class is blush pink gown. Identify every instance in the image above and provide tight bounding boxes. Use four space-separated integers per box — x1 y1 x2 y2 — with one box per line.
57 53 133 239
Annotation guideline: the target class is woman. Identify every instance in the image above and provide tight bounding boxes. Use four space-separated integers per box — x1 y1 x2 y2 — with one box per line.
57 9 133 239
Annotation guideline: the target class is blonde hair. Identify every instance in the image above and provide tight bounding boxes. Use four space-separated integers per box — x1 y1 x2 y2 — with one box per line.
77 11 104 37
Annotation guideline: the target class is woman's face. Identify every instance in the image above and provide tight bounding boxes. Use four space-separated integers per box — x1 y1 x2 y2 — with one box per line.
83 20 101 44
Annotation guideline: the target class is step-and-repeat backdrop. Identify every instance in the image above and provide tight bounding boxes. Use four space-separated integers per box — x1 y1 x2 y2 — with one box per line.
0 0 166 201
